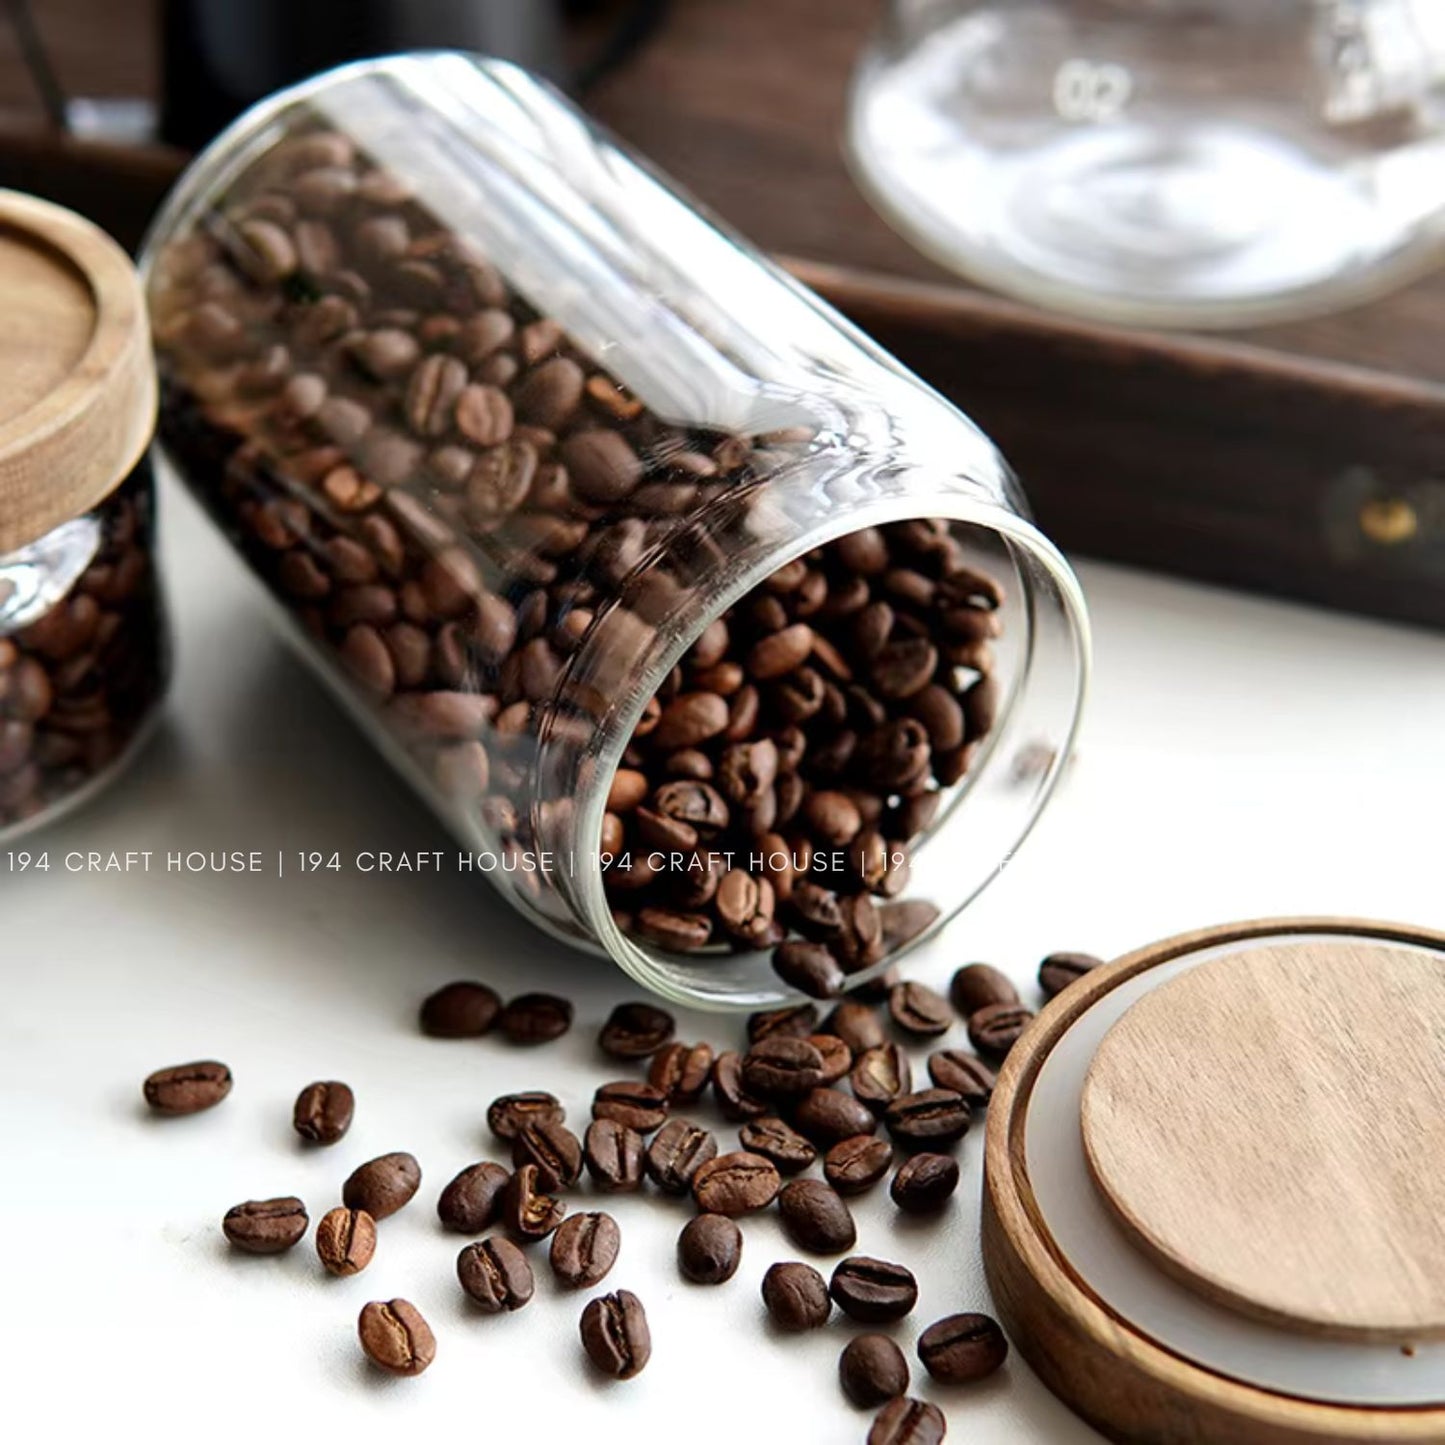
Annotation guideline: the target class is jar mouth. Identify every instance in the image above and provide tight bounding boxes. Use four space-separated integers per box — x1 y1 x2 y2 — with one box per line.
568 466 1091 1012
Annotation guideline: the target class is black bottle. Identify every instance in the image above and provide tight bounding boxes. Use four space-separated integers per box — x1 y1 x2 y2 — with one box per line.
160 0 565 150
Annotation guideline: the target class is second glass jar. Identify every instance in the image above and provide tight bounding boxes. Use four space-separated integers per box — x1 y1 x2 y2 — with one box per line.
142 55 1089 1008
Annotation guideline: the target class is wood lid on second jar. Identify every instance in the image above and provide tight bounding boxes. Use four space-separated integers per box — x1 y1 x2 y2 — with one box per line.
0 190 156 554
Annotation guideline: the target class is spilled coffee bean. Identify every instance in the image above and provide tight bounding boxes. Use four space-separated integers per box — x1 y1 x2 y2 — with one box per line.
292 1079 354 1145
343 1152 421 1220
918 1311 1009 1383
457 1236 535 1312
222 1196 308 1255
316 1206 375 1277
762 1260 832 1331
144 1060 231 1116
677 1213 742 1284
840 1332 911 1408
437 1161 511 1234
358 1298 435 1376
550 1211 621 1289
580 1290 651 1379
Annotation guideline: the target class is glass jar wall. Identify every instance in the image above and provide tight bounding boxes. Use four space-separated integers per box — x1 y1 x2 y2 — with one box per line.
142 56 1089 1008
0 461 168 836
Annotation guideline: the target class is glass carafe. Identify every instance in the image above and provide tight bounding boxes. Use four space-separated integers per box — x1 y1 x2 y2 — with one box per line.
849 0 1445 326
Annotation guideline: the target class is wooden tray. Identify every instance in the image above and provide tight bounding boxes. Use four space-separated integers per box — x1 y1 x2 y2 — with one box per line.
4 0 1443 626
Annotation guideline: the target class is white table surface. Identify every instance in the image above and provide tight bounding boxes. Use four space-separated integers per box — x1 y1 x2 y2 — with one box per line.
4 478 1443 1444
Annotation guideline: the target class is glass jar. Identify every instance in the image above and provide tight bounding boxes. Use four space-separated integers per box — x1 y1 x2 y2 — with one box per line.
849 1 1445 327
141 55 1089 1009
0 192 169 840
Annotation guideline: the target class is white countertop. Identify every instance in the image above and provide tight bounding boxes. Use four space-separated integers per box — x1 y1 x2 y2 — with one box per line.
4 479 1443 1443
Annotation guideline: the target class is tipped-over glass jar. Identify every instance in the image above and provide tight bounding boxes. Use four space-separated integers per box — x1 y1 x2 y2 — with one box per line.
0 192 169 840
141 55 1089 1008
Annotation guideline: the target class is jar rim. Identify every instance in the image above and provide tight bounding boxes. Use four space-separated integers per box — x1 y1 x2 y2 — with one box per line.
562 463 1091 1011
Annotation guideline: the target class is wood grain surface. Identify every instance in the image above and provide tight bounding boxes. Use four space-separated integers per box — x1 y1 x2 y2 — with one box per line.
1082 939 1445 1342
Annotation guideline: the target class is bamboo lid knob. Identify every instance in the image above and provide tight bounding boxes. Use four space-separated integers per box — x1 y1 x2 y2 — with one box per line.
1081 940 1445 1343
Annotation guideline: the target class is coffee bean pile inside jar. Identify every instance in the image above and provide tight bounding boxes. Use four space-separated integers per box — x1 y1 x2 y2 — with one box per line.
144 80 1039 1003
0 193 169 838
141 949 1101 1437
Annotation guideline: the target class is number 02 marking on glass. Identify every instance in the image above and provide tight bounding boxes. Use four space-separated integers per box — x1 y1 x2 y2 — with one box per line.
1053 58 1133 123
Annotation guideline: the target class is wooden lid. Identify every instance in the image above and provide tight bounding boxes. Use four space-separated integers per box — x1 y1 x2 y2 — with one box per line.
0 191 156 553
1081 939 1445 1343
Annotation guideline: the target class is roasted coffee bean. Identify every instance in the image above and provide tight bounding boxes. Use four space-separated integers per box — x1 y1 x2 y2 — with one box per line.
458 1235 535 1311
747 623 814 681
499 992 574 1044
853 964 902 1005
715 868 777 947
652 691 729 750
793 1086 878 1147
1039 950 1104 999
869 1396 946 1445
840 1333 910 1408
877 902 940 958
292 1080 354 1145
677 1212 742 1284
747 1003 820 1044
891 1152 960 1213
649 1040 714 1103
512 1118 583 1191
488 1090 564 1141
778 1178 856 1254
741 1036 826 1099
830 1256 919 1323
762 1260 832 1331
598 1001 675 1059
438 1161 511 1232
883 1089 972 1150
550 1211 621 1289
772 939 846 998
646 1118 718 1194
419 980 502 1037
824 1000 886 1055
143 1060 232 1115
712 1050 768 1121
692 1150 781 1215
888 980 953 1037
825 1134 894 1195
918 1312 1009 1383
343 1152 421 1220
316 1206 376 1276
788 879 845 941
592 1080 669 1134
580 1290 651 1379
502 1163 566 1240
584 1118 646 1193
358 1299 435 1377
738 1116 817 1174
635 905 713 952
948 962 1020 1017
927 1050 997 1108
809 1032 853 1085
967 1001 1035 1060
222 1196 308 1254
851 1043 912 1111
